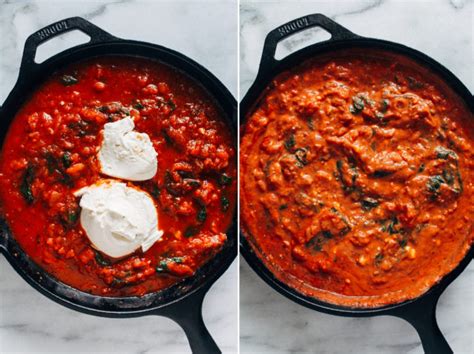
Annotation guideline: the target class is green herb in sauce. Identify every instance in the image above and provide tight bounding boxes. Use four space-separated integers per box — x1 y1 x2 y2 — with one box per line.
218 173 233 186
284 133 296 152
62 152 72 168
20 165 35 204
133 101 144 110
221 196 230 212
306 230 333 252
349 95 365 114
95 251 111 266
360 197 379 211
184 226 198 238
294 148 309 166
156 257 184 273
435 146 457 160
374 253 384 266
379 99 389 113
197 205 207 222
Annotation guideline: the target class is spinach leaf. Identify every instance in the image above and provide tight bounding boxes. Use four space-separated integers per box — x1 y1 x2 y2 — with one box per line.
184 226 198 238
380 216 400 234
442 168 455 185
221 196 230 212
435 146 457 160
374 253 384 266
20 165 35 204
111 278 125 287
150 184 161 199
60 74 78 86
294 148 308 166
306 116 315 130
407 76 424 89
97 105 109 113
156 260 169 273
349 95 365 114
95 251 110 266
426 175 445 197
379 99 389 113
330 207 351 236
398 235 408 248
372 170 393 178
133 101 144 110
45 153 57 174
360 197 379 211
162 129 174 145
284 133 296 152
197 205 207 222
156 257 184 273
63 208 80 227
184 179 200 189
306 231 333 252
62 152 72 168
164 170 180 196
167 99 176 111
218 173 233 186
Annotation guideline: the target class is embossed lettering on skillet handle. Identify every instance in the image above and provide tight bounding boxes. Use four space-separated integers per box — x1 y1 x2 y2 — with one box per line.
19 17 116 77
257 13 360 78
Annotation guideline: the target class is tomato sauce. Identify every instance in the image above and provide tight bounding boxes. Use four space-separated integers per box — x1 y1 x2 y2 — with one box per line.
240 50 474 307
0 56 236 297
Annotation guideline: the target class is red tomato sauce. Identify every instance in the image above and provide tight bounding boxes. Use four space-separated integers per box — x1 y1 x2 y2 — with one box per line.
0 56 236 297
240 50 474 307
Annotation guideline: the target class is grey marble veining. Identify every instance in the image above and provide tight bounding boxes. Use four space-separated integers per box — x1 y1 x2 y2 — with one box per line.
240 0 473 353
0 1 237 353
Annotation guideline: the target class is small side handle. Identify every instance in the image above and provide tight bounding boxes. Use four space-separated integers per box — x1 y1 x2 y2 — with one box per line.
158 287 221 354
19 17 116 77
393 294 452 354
258 13 359 78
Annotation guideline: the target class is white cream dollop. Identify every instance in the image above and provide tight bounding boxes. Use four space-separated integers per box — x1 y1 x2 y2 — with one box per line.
98 117 157 181
75 180 163 258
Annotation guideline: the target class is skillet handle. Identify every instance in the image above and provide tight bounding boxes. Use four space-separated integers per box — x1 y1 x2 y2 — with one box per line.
394 294 452 354
257 13 359 79
19 17 116 77
159 286 221 354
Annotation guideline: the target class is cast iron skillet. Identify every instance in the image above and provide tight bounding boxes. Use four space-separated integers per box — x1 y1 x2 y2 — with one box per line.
0 17 237 354
240 13 473 354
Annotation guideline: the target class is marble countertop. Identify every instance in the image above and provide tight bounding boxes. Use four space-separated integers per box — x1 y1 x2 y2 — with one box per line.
240 0 473 353
0 1 237 353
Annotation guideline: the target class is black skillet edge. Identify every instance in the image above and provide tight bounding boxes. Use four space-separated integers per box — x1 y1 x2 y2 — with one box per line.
240 13 473 354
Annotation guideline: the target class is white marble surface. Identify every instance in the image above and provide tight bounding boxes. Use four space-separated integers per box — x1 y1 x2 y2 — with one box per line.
240 0 473 353
0 1 237 353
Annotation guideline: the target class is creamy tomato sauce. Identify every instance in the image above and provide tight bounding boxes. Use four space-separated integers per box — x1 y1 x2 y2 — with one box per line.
0 57 236 296
240 50 473 307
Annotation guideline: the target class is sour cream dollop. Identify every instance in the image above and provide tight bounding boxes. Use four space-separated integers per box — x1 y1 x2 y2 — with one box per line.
74 180 163 258
98 117 157 181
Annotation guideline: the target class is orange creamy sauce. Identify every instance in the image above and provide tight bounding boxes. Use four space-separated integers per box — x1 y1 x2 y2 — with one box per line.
240 51 474 307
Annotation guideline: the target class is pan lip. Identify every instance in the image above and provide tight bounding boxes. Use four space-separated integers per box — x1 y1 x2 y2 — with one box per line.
239 36 473 315
240 231 474 316
241 37 473 122
0 38 238 315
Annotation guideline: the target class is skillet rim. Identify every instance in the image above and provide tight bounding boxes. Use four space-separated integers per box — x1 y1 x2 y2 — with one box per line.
0 38 238 316
239 36 474 315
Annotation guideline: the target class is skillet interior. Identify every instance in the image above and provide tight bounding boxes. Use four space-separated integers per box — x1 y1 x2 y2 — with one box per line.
240 38 473 314
0 42 237 315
